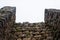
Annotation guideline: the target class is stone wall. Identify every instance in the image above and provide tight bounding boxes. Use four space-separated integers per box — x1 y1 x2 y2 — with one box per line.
0 6 60 40
12 22 53 40
0 6 16 40
45 9 60 40
13 22 47 40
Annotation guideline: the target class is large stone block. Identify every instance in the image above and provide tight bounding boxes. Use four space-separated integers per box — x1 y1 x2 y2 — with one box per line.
0 6 16 40
45 9 60 40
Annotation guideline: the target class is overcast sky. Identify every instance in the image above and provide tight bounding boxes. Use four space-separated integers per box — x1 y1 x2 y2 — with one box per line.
0 0 60 23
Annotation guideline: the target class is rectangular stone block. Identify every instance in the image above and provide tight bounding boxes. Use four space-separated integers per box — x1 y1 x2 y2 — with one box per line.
45 9 60 40
0 6 16 40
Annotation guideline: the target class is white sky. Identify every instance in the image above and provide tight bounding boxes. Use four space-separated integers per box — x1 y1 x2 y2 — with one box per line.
0 0 60 23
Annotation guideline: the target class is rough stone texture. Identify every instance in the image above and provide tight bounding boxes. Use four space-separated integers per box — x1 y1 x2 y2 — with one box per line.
13 22 47 40
12 22 53 40
45 9 60 40
0 6 60 40
0 6 16 40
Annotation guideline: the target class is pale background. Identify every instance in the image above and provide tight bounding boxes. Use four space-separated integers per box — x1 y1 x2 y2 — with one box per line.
0 0 60 23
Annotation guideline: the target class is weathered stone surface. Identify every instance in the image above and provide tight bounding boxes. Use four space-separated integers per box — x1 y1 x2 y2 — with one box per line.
0 6 16 40
45 9 60 40
13 22 52 40
0 6 60 40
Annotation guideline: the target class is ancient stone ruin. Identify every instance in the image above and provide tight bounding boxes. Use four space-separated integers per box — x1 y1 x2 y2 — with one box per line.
0 6 16 40
0 6 60 40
